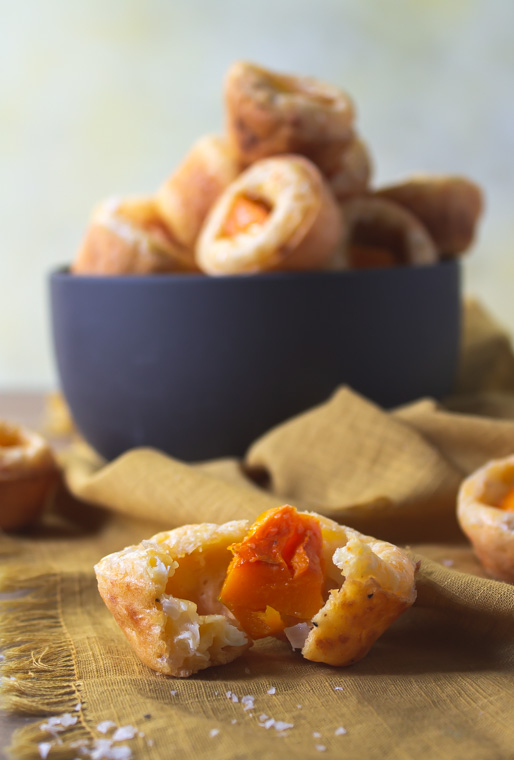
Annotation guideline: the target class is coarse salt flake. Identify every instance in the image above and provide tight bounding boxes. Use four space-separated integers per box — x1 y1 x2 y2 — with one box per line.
335 726 347 736
209 728 220 738
267 687 276 695
313 731 322 738
112 726 138 742
315 745 327 752
334 686 343 691
38 743 52 759
89 739 133 760
241 695 255 710
97 721 117 734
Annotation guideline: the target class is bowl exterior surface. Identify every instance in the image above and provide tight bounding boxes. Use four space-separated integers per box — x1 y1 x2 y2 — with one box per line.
50 264 460 461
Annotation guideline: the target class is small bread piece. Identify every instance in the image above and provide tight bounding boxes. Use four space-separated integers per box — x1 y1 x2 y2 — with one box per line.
72 196 196 275
225 61 355 167
375 175 483 256
196 155 344 274
156 135 240 250
300 516 418 666
95 521 251 677
336 196 438 269
0 421 58 530
457 455 514 583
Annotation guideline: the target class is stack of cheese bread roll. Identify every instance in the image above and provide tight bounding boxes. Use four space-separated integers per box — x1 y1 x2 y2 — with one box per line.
73 61 483 276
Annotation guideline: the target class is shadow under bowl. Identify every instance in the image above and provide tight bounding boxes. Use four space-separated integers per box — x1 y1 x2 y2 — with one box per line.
49 262 460 461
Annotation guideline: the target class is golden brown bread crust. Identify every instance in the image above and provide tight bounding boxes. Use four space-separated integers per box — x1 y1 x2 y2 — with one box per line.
375 175 483 256
300 516 417 666
225 61 355 167
457 456 514 582
196 155 344 274
335 196 438 269
72 196 197 275
0 421 58 530
156 135 241 250
95 521 251 677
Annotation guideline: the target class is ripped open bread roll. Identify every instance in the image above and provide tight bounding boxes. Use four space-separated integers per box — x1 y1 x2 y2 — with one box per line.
336 196 438 269
375 175 483 256
72 196 196 275
457 456 514 583
95 505 417 677
225 61 355 167
0 421 58 531
156 135 240 250
196 155 343 274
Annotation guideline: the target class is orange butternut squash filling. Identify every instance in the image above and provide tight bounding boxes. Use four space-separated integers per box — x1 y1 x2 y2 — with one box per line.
222 196 271 237
219 505 324 639
499 486 514 512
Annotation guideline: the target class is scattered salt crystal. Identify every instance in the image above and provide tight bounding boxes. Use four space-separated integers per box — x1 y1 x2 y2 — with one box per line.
313 732 322 738
112 726 137 742
89 739 133 760
267 687 276 695
334 686 343 691
442 559 454 567
226 690 238 703
74 703 82 711
259 714 269 721
284 622 312 650
296 705 302 709
262 719 275 730
41 714 78 733
170 690 177 696
38 743 52 759
209 728 220 738
315 745 327 752
273 721 293 732
0 654 5 661
231 719 237 725
147 739 154 747
335 726 347 736
241 695 255 711
97 721 116 734
9 676 16 681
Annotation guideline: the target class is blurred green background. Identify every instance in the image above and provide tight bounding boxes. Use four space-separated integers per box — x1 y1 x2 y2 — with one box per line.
1 0 512 387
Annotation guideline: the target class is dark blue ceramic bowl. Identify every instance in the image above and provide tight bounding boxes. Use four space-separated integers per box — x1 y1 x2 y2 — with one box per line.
49 263 460 461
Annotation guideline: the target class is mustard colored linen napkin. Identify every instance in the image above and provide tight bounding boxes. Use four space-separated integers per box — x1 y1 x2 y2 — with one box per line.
1 297 513 760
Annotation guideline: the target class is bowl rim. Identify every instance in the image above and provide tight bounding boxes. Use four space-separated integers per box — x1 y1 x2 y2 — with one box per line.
50 259 459 284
